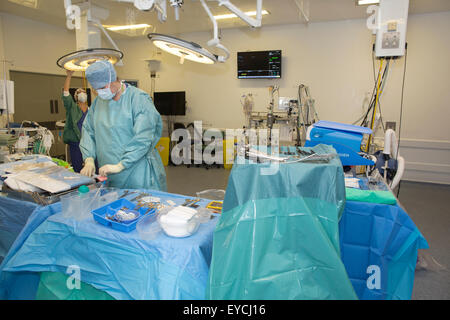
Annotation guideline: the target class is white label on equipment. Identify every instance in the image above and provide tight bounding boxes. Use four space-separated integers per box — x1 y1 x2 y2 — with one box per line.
16 136 29 149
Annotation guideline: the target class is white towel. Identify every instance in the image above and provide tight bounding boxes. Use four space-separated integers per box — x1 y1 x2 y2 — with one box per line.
161 206 198 224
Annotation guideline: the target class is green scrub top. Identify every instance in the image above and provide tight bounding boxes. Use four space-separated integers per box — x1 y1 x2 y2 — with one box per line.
62 94 84 144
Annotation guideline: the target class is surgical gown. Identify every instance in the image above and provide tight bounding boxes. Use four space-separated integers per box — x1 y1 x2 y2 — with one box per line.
80 85 167 191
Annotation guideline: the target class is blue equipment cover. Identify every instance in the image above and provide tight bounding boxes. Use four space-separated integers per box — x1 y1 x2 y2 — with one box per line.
314 120 373 134
0 190 217 300
339 201 428 300
305 121 374 166
207 144 358 299
0 197 40 264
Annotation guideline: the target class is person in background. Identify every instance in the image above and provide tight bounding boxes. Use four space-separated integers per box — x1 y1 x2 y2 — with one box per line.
62 70 89 173
79 60 167 191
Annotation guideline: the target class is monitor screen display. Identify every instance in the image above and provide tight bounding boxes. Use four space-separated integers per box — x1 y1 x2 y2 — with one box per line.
124 80 138 88
237 50 282 79
153 91 186 116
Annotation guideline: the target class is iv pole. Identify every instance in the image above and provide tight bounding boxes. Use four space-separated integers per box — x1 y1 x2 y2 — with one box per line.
1 59 13 134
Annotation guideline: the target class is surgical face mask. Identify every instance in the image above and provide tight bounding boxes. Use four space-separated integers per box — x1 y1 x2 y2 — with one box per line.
77 92 87 103
96 86 115 100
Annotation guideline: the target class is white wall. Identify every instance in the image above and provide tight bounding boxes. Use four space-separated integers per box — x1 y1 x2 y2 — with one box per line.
0 15 6 74
0 10 448 183
0 14 12 127
0 13 77 127
0 13 77 76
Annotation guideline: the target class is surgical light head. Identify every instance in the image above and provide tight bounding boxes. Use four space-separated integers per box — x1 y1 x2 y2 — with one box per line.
148 33 217 65
57 48 123 72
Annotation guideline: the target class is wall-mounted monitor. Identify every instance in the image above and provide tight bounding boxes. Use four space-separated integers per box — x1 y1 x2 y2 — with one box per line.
237 50 282 79
124 80 138 88
153 91 186 116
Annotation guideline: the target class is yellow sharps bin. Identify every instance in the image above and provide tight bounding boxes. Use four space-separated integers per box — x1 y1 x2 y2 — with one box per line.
223 138 235 170
156 137 170 166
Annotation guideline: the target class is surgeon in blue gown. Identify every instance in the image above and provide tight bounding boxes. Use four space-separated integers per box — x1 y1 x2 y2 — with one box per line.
79 60 167 191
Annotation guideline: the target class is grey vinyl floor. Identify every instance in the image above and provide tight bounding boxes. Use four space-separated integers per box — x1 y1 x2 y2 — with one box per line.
396 181 450 300
164 165 450 300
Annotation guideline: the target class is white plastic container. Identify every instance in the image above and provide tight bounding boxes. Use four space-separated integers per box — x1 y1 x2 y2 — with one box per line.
136 212 161 241
158 206 201 238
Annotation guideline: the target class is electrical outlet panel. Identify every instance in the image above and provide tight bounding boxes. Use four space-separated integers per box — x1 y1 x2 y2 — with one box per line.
375 0 409 58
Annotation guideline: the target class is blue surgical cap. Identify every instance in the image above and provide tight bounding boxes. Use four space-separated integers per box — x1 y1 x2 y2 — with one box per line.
85 60 117 90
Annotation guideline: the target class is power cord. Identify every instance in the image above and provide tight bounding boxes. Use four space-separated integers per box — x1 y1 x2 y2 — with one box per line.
396 43 408 198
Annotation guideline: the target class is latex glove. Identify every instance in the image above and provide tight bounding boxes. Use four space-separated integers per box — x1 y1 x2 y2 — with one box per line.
99 162 125 177
80 157 95 177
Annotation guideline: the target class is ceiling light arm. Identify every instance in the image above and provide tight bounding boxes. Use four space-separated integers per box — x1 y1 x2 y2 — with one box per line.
155 0 168 23
293 0 310 24
63 0 72 12
116 0 167 22
169 0 183 21
90 19 124 66
200 0 229 63
63 1 117 49
216 0 263 28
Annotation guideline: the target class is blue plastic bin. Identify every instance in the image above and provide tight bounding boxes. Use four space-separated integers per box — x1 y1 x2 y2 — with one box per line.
92 198 156 233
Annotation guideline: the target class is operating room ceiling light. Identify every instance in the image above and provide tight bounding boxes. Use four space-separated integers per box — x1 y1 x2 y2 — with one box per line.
56 48 124 71
356 0 380 5
214 10 269 20
148 33 217 65
7 0 38 9
106 24 152 31
144 0 264 64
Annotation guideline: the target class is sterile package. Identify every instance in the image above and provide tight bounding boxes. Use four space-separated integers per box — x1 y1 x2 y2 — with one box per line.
158 206 201 238
0 157 94 194
3 176 44 192
0 156 53 175
113 209 139 223
196 189 226 200
345 177 361 189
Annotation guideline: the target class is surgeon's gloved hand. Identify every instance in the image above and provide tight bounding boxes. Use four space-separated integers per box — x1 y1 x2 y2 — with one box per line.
80 157 96 177
99 162 125 177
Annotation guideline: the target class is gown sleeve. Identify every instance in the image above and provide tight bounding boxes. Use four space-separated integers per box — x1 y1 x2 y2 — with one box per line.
79 100 97 161
119 92 162 169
